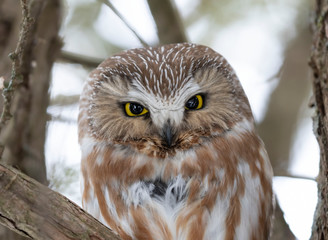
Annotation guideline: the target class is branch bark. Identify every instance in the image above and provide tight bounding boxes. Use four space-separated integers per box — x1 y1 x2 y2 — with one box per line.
0 163 121 240
310 0 328 238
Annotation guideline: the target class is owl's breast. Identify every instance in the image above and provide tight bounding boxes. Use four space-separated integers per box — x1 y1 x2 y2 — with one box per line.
81 120 273 240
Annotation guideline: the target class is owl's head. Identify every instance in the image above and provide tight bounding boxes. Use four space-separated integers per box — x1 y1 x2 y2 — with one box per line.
80 43 253 158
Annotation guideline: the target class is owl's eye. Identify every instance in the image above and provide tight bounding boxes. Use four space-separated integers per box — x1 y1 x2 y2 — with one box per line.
124 102 149 117
185 94 204 110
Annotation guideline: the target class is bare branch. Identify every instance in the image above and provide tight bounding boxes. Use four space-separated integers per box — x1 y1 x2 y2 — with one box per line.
58 50 103 69
0 0 37 157
274 171 316 182
147 0 188 44
50 114 77 124
0 163 121 240
50 94 80 107
97 0 149 47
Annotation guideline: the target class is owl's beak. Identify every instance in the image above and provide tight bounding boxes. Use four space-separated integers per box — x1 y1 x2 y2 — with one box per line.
162 121 174 147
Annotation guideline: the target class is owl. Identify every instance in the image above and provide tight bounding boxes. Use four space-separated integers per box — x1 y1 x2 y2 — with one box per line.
78 43 274 240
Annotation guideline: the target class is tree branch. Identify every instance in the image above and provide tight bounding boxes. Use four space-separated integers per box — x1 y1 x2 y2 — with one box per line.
58 50 103 69
147 0 188 45
274 171 316 182
0 163 121 240
50 94 80 106
0 0 35 157
97 0 149 47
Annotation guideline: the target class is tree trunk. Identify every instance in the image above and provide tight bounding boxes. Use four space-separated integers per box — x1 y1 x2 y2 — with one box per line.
310 0 328 238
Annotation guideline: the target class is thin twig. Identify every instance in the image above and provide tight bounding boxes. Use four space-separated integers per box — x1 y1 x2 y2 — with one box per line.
97 0 149 47
274 171 316 181
58 50 103 68
50 115 77 124
0 0 33 158
50 93 80 106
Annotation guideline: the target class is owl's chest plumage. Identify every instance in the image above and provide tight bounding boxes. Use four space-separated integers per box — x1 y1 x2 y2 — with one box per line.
80 123 273 240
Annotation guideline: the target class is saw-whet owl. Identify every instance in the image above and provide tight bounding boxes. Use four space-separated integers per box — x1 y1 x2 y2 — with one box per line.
78 43 274 240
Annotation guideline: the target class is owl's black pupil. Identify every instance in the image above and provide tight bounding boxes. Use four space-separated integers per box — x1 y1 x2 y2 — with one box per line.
186 96 198 109
130 103 144 115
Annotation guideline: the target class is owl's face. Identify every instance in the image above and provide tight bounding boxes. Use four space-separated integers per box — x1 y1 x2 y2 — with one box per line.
86 43 252 158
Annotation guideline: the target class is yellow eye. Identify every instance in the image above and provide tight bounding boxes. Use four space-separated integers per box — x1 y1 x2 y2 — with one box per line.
185 94 204 110
124 102 149 117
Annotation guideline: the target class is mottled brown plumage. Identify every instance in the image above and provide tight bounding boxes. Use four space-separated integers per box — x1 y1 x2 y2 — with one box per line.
79 43 274 240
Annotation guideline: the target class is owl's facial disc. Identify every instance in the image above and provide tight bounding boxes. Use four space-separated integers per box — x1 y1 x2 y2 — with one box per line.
86 44 253 159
